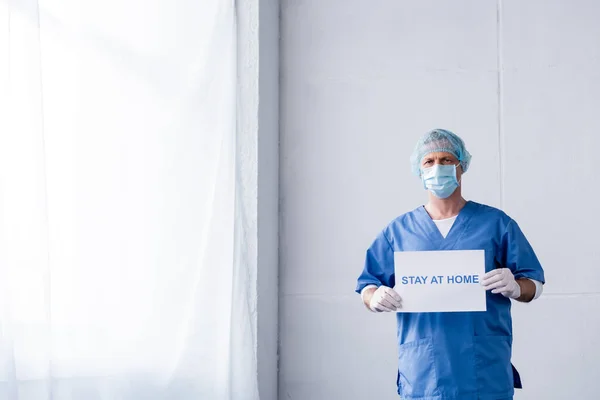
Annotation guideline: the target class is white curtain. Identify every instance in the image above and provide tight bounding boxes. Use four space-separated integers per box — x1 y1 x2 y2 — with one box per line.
0 0 258 399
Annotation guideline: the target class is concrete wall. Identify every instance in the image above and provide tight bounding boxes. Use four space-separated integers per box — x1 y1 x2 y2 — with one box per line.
257 0 280 399
237 0 279 398
279 1 600 399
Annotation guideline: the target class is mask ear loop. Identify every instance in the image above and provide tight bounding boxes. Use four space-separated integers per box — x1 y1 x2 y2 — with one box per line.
455 162 462 186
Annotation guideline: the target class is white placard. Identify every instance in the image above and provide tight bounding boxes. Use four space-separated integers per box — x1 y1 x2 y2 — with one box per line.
393 250 486 313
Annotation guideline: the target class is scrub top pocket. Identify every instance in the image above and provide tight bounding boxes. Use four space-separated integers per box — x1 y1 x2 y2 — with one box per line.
397 337 440 398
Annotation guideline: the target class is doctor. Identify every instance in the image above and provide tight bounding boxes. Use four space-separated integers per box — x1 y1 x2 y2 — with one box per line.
356 129 545 400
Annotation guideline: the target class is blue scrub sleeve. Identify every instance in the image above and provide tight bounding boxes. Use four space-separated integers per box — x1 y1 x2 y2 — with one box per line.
499 220 545 284
355 230 395 294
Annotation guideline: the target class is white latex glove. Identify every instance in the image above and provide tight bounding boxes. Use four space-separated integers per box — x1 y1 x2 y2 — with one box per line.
369 286 402 312
481 268 521 299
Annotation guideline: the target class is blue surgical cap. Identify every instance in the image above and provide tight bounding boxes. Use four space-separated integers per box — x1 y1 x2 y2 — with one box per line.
410 129 472 176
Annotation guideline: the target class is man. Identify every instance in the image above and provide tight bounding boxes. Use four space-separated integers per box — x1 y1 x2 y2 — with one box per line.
356 129 545 400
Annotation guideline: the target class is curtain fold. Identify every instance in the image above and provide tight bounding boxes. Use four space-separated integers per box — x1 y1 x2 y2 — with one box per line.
0 0 258 398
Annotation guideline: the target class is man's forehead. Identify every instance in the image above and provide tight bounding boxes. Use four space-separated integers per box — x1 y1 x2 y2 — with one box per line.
423 151 457 159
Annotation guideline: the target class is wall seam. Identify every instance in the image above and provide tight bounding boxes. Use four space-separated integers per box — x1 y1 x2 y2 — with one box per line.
497 0 505 209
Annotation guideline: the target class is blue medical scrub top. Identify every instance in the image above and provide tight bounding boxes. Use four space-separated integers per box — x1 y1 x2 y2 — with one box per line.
356 201 545 400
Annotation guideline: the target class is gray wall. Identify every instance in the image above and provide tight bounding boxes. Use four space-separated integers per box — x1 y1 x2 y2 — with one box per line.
237 0 279 398
257 0 280 399
279 1 600 399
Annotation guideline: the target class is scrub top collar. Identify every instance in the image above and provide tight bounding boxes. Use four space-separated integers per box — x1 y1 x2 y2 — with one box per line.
416 200 477 250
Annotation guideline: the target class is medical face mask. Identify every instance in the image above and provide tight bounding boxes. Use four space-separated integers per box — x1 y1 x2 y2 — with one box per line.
420 164 460 199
